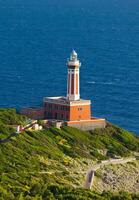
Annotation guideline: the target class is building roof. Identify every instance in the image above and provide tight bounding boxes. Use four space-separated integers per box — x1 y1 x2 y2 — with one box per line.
43 96 91 106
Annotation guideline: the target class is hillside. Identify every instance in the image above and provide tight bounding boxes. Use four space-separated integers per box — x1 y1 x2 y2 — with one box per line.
95 160 139 193
0 109 139 199
0 108 27 139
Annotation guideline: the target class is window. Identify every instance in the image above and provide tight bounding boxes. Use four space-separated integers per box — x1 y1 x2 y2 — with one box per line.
55 113 58 119
55 105 58 110
45 103 47 107
48 112 52 119
61 106 64 110
48 104 53 110
65 107 69 111
78 107 83 111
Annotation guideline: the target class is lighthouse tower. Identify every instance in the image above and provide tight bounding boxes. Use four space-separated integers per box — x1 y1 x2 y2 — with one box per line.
67 50 81 101
43 50 91 121
23 50 106 130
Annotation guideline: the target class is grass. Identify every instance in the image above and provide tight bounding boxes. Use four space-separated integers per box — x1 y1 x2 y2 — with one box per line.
0 109 139 199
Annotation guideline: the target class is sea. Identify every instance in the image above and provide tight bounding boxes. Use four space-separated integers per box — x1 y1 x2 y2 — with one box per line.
0 0 139 134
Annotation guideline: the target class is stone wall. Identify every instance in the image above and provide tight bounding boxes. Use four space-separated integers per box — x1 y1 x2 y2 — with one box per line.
67 119 106 131
21 108 44 120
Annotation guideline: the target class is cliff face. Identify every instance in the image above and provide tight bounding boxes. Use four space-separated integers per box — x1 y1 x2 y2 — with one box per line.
0 109 139 199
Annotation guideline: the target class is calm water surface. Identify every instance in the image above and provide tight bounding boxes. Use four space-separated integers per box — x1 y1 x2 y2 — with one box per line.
0 0 139 134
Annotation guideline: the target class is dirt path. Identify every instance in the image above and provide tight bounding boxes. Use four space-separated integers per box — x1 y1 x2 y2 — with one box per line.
84 157 136 189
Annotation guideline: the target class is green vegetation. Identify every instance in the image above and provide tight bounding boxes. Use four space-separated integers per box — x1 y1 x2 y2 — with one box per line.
1 184 139 199
0 109 139 199
23 185 139 200
0 108 26 125
0 109 27 139
89 126 139 157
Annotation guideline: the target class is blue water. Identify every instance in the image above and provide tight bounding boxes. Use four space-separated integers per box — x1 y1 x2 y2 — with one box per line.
0 0 139 134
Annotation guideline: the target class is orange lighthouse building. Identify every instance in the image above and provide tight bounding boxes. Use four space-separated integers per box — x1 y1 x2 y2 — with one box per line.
22 50 106 130
43 50 106 130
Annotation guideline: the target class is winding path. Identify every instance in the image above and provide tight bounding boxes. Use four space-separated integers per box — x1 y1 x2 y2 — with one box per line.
84 157 136 189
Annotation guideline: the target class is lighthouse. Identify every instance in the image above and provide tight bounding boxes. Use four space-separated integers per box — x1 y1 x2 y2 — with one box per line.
22 50 106 131
67 50 81 101
22 50 106 130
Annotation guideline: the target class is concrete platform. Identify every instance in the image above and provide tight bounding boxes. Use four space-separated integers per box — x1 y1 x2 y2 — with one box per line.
66 117 106 131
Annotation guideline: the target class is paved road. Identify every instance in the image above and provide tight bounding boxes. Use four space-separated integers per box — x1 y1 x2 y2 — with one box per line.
84 157 136 189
